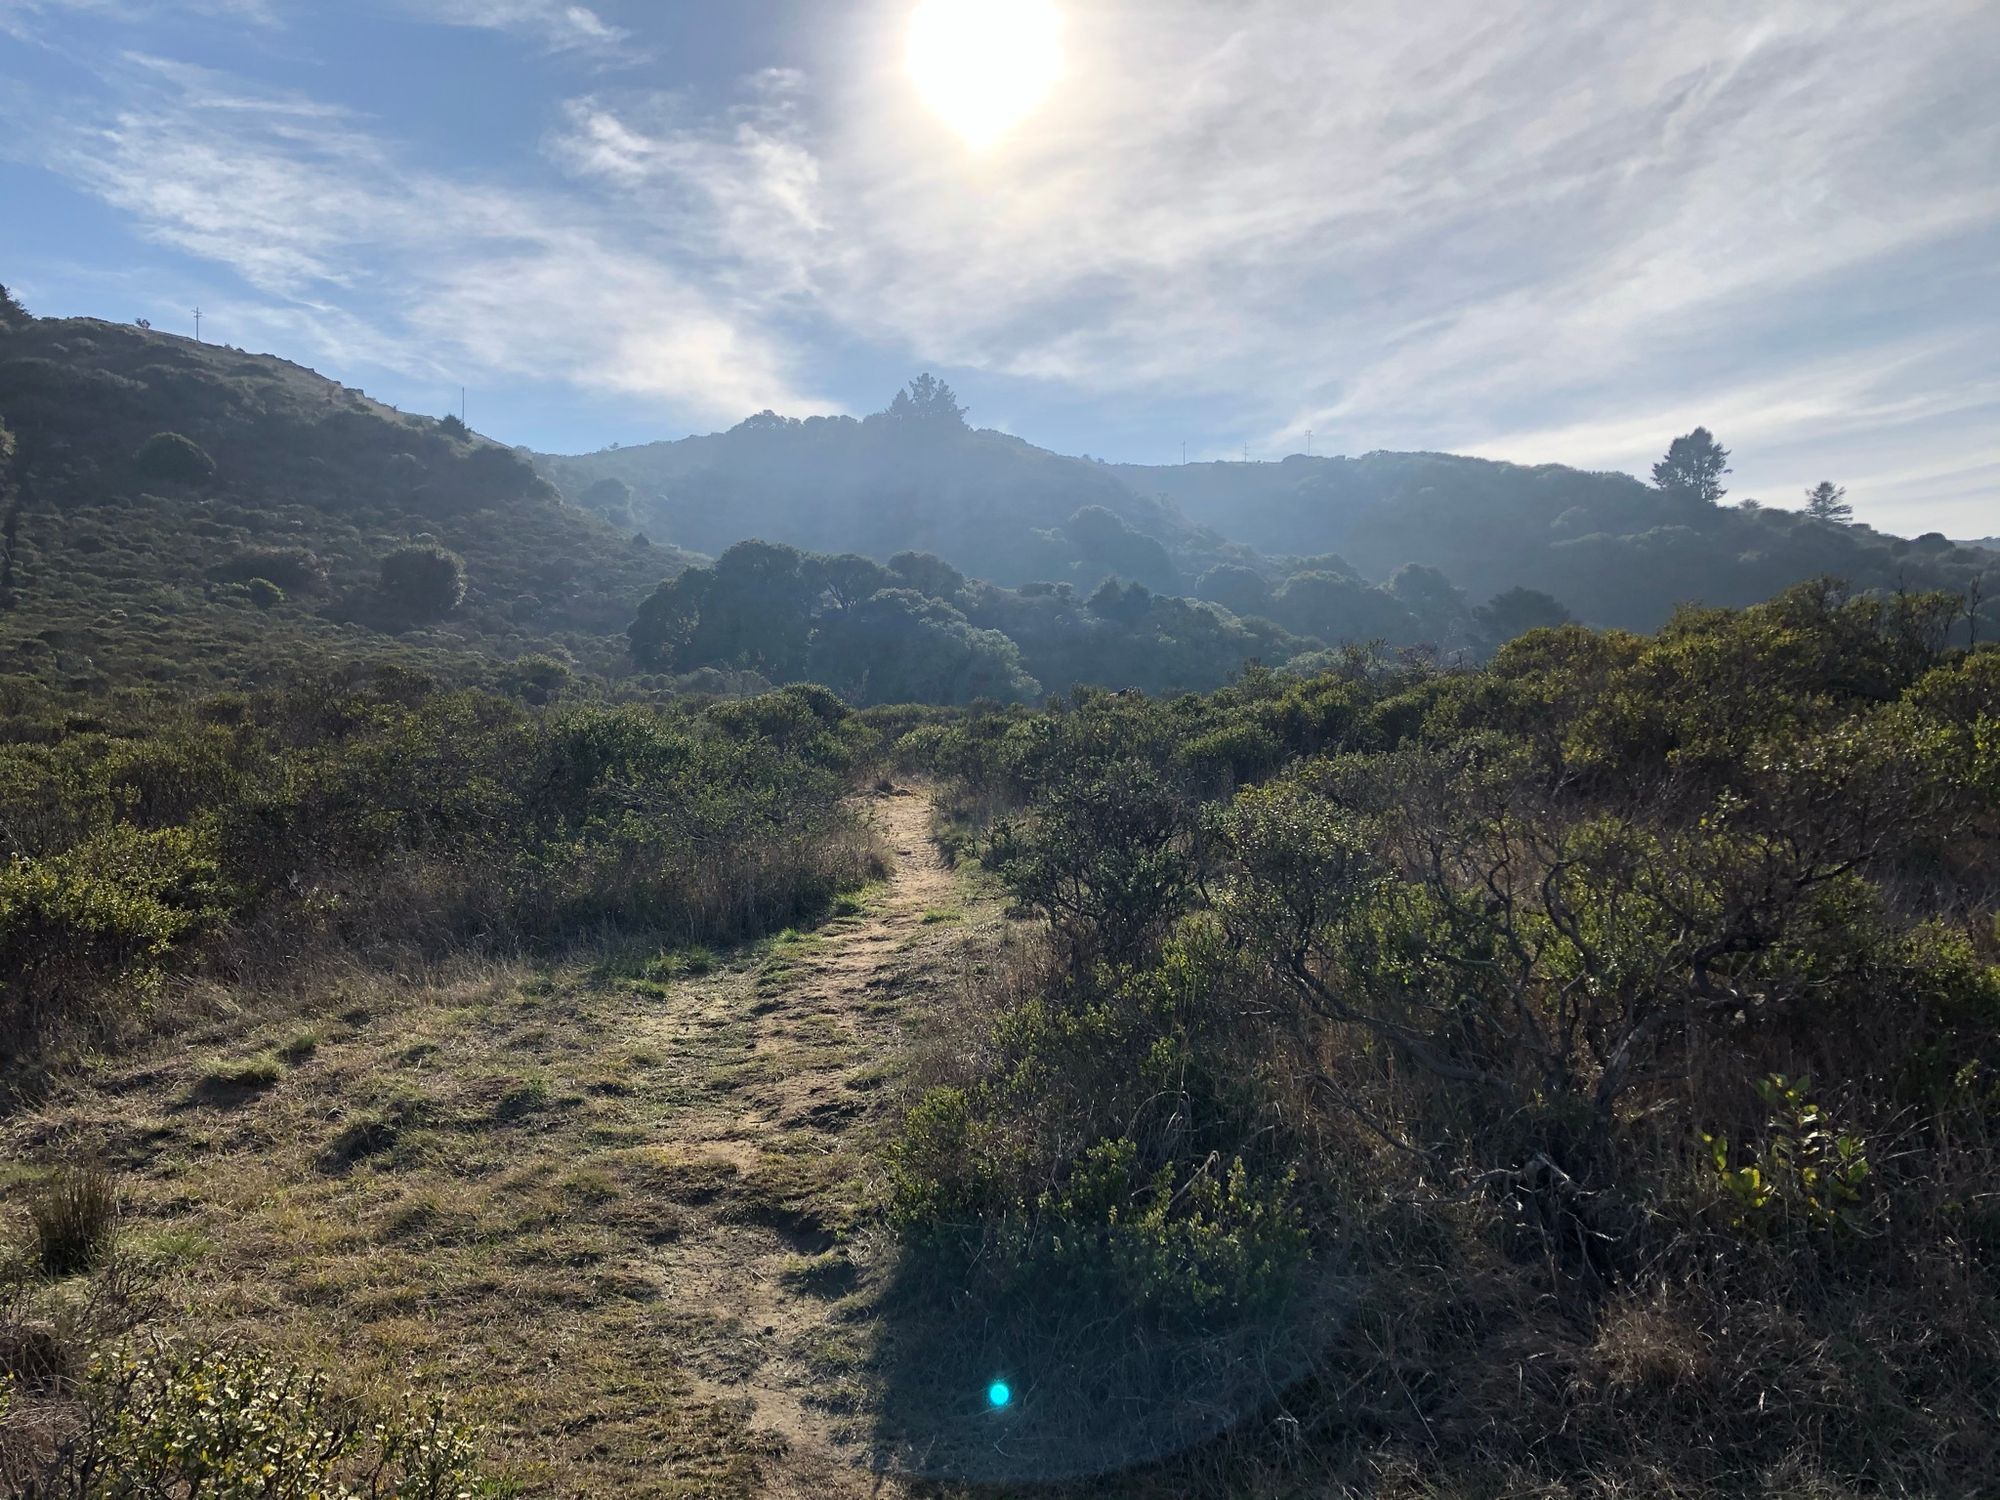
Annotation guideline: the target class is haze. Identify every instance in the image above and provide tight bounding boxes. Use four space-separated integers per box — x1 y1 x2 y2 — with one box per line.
2 0 1996 532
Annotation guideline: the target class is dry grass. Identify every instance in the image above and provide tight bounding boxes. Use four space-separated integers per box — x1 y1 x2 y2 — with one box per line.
0 792 1019 1499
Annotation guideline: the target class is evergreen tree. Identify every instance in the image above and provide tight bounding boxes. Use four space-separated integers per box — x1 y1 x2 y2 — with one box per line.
884 373 968 428
1804 480 1852 524
1651 427 1731 506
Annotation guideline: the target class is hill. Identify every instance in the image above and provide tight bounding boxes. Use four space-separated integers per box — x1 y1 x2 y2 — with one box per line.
1111 451 1999 633
536 379 1245 595
0 314 694 693
541 388 1994 642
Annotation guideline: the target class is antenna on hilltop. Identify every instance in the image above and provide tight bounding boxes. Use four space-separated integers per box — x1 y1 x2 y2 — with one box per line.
461 385 467 426
192 306 203 342
1306 427 1313 457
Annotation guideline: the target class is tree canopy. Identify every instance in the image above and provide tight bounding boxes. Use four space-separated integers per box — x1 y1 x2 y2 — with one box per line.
1652 426 1731 506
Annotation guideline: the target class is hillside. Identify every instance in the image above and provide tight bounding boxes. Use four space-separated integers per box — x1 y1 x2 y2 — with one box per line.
541 389 1994 641
536 383 1246 595
0 315 693 692
1112 452 1999 632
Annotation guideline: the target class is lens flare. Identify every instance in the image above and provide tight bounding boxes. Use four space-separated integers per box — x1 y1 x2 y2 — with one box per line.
987 1380 1012 1409
907 0 1064 149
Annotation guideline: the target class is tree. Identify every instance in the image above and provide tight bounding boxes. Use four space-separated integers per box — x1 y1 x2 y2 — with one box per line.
808 589 1039 705
1804 481 1852 524
884 373 968 428
132 431 216 486
378 543 466 620
580 476 634 523
1386 562 1470 642
1272 571 1417 645
0 283 27 332
627 541 816 678
1473 587 1573 648
1195 563 1273 620
1651 427 1730 506
810 552 893 612
1064 506 1179 591
888 551 966 600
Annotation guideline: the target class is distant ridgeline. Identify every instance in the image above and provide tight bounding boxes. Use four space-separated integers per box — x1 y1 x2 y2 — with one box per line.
546 380 1998 642
2 291 1993 705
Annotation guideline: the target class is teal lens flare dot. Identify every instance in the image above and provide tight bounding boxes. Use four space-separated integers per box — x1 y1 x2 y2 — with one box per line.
987 1381 1012 1409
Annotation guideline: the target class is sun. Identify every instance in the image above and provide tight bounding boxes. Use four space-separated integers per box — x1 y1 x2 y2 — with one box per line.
906 0 1064 150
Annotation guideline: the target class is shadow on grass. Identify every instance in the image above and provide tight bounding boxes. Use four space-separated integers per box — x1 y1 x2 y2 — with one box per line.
858 1241 1350 1492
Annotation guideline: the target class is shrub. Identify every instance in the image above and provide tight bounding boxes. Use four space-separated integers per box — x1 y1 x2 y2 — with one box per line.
245 577 284 610
131 431 215 486
378 543 466 621
206 545 325 593
29 1163 117 1276
35 1343 487 1496
0 824 230 1048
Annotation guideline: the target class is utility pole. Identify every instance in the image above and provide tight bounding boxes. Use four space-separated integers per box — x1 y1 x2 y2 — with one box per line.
192 307 203 342
461 385 467 425
1180 441 1186 465
1306 428 1313 457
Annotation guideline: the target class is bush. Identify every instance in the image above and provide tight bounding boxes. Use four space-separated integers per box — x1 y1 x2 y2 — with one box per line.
206 545 325 593
378 543 466 621
29 1163 117 1276
33 1343 488 1496
245 577 283 610
131 431 215 486
1 824 230 1048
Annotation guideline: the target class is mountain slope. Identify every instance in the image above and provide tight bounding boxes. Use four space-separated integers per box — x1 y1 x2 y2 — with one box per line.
536 399 1243 594
0 316 692 690
1112 452 1997 632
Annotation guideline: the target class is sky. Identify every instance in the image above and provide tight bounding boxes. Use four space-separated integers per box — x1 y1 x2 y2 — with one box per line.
1 0 1996 535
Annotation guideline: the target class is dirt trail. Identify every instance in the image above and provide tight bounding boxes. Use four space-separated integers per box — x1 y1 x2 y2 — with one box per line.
641 788 965 1498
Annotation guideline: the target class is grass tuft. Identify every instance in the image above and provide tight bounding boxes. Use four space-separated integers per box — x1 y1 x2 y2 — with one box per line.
30 1164 118 1277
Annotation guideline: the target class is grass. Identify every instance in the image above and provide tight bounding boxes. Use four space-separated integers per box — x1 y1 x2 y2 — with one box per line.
200 1051 287 1092
0 795 1033 1498
29 1163 117 1277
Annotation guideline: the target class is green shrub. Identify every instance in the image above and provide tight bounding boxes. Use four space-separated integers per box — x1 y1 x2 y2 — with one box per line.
0 824 230 1046
378 543 466 621
38 1343 488 1497
131 431 215 486
29 1163 117 1276
244 577 284 610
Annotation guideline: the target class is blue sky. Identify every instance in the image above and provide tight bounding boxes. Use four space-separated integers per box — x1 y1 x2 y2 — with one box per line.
2 0 1996 534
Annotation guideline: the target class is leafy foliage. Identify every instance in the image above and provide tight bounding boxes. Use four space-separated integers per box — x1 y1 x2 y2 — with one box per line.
894 581 2000 1488
25 1344 489 1498
0 670 879 1066
131 431 215 486
377 543 466 621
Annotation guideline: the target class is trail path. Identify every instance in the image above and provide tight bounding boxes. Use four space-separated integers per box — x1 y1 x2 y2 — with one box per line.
0 787 996 1500
639 788 967 1498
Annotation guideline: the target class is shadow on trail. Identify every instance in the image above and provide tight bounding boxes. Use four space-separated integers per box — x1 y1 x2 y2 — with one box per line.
858 1241 1353 1492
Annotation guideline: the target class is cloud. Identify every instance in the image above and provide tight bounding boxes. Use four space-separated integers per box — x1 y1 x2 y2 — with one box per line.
398 0 625 53
7 0 1996 526
537 0 1999 519
22 52 830 422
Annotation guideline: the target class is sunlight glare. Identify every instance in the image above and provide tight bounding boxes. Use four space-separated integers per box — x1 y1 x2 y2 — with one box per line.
906 0 1064 150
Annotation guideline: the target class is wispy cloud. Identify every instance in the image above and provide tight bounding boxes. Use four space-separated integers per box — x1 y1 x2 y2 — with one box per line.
398 0 625 54
5 0 1996 525
14 51 830 421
